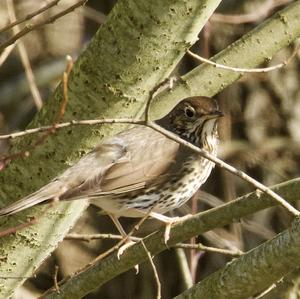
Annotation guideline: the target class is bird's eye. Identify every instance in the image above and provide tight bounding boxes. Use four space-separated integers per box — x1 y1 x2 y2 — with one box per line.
184 106 195 118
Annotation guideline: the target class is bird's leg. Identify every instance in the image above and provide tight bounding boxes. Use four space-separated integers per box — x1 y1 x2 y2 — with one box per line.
108 214 137 259
149 212 193 244
109 214 128 238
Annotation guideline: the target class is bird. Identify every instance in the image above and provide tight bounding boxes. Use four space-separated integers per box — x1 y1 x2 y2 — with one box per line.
0 96 222 244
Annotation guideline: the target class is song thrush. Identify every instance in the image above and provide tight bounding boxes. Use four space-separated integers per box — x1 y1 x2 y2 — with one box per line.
0 96 222 243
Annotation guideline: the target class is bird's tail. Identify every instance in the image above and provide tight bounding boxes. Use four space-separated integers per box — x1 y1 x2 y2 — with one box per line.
0 180 66 216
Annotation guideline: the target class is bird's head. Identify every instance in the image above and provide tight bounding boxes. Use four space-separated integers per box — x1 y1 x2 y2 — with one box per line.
158 96 223 151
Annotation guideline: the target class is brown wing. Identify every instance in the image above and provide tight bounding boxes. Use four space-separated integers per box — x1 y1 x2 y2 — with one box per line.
0 142 127 215
63 125 179 199
0 126 179 215
99 126 179 193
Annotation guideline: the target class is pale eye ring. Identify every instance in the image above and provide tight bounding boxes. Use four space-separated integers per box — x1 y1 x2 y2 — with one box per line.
184 106 196 118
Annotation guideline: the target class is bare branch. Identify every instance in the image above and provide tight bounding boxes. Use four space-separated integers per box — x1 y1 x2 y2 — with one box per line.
65 233 243 256
0 56 73 164
1 116 298 216
175 248 193 289
6 0 43 110
173 243 243 256
53 265 60 294
0 119 142 140
0 0 61 34
0 0 88 53
65 233 141 242
141 240 161 299
54 55 73 123
0 43 15 67
40 210 152 298
187 44 299 73
0 217 37 238
254 283 277 299
147 121 300 216
211 0 293 24
145 77 175 122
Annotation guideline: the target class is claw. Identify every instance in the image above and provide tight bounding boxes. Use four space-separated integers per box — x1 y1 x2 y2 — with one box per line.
164 222 172 244
162 215 193 245
117 240 136 259
117 240 139 273
134 264 139 274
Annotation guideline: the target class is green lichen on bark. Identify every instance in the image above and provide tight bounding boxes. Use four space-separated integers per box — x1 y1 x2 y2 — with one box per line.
175 217 300 299
43 179 300 299
150 1 300 119
0 0 222 297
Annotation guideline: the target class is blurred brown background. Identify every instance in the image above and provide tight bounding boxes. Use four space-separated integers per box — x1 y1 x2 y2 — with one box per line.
0 0 299 298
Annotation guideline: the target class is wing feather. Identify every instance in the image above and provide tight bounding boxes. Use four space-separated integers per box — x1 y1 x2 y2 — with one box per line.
0 125 179 215
66 126 179 197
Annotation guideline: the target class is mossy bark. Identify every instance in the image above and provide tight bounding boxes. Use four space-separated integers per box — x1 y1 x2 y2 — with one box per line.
175 217 300 299
0 0 222 297
150 1 300 119
43 179 300 299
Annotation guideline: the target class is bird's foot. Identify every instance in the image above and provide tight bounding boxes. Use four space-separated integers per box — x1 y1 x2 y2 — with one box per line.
117 239 139 273
149 212 193 244
117 239 136 259
164 214 193 244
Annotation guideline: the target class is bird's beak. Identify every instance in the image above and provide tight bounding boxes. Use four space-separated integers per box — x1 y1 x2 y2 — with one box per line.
210 110 224 119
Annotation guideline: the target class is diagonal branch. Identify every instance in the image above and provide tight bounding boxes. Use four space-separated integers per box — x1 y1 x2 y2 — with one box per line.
6 0 43 110
0 0 87 53
0 0 61 34
150 1 300 119
1 1 300 298
174 217 300 299
147 121 299 216
1 114 297 217
211 0 293 24
0 1 223 298
41 178 300 299
187 45 300 73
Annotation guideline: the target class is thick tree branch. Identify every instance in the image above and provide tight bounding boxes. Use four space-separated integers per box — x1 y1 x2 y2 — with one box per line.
1 1 300 298
0 0 222 297
150 1 300 118
42 178 300 299
258 268 300 299
174 217 300 299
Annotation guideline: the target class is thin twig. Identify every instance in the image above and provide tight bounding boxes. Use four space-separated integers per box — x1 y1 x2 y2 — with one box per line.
0 0 88 53
0 118 142 140
141 240 161 299
145 78 174 123
0 43 15 67
187 44 299 73
54 55 73 123
83 5 106 24
211 0 293 24
6 0 43 110
253 283 277 299
147 121 300 217
53 265 60 294
0 0 61 34
65 233 243 256
173 243 243 256
65 233 141 242
0 274 37 279
0 217 37 238
175 248 193 289
87 208 153 265
2 115 298 216
40 211 152 298
0 56 73 163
